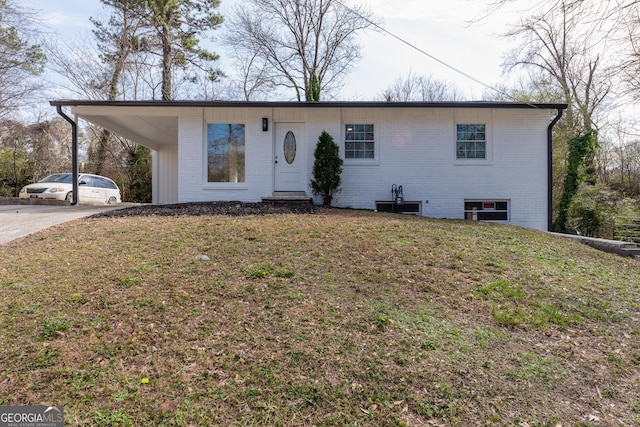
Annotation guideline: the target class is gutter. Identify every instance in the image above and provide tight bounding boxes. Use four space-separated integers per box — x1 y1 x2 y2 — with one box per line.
50 99 569 110
56 106 79 206
547 108 564 231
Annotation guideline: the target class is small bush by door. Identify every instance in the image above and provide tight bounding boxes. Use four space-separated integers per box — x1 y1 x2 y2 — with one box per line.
310 131 343 206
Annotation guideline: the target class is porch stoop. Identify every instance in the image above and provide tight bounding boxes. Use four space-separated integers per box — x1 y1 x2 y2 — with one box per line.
262 192 313 204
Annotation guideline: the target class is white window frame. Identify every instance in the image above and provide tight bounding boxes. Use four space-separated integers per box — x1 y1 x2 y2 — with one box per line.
464 199 510 222
454 119 493 165
456 124 486 159
204 122 248 187
343 122 379 165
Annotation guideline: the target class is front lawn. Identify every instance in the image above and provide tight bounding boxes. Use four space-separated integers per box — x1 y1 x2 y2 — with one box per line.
1 209 639 426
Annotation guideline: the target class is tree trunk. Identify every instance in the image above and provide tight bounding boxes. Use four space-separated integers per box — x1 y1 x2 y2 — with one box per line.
161 21 173 100
95 57 124 175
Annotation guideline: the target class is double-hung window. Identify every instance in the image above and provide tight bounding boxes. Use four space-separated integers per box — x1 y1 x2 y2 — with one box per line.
345 124 375 159
456 124 486 159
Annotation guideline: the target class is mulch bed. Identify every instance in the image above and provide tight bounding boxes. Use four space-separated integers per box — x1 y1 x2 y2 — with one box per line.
90 201 316 218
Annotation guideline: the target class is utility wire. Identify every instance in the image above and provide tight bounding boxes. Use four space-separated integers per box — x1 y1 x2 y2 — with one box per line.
334 0 535 106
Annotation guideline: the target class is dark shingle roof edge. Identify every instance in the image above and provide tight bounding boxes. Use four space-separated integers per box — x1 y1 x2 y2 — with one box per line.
50 100 567 110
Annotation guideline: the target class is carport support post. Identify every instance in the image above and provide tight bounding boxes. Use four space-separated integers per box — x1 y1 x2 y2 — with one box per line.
56 106 79 206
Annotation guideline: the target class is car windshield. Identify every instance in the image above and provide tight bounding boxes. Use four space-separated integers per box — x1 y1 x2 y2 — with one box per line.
39 174 72 184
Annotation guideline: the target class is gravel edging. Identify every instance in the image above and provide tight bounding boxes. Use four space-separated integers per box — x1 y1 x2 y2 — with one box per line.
89 201 316 218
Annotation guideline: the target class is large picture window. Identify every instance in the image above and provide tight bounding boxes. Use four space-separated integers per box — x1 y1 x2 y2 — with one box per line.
345 124 375 159
456 124 486 159
207 124 245 183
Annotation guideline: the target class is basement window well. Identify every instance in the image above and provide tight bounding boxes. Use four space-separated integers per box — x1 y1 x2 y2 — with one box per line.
464 200 509 221
375 200 421 215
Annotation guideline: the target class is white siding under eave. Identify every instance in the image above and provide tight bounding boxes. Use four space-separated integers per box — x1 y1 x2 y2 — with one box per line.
273 107 341 196
178 107 275 202
336 107 550 231
152 144 178 204
177 108 205 203
173 105 551 231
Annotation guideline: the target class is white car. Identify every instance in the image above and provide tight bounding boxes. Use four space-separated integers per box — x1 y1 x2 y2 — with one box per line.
19 173 122 204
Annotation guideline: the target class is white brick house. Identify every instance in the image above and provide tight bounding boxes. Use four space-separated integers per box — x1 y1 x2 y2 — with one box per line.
51 100 566 231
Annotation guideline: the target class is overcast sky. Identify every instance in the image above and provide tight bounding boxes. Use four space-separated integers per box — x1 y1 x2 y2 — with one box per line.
25 0 520 102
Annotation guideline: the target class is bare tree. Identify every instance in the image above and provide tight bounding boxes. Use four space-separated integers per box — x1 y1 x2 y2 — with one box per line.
620 3 640 100
227 50 277 101
224 0 379 101
502 0 615 132
484 0 638 20
483 0 640 102
46 38 110 100
603 121 640 195
46 0 159 200
492 1 621 231
379 71 464 102
0 0 46 116
90 0 152 174
91 0 151 101
46 1 147 177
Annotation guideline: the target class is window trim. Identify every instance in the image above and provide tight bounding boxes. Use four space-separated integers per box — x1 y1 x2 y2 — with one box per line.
464 199 510 222
454 121 492 165
205 122 247 185
343 122 379 165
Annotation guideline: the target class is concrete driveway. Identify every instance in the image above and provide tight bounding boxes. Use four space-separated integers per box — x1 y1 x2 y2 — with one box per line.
0 204 125 245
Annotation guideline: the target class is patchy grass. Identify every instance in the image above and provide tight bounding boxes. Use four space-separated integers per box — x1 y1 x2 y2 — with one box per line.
1 208 639 426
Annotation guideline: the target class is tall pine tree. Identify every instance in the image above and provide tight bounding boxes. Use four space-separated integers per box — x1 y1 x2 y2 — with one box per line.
141 0 223 100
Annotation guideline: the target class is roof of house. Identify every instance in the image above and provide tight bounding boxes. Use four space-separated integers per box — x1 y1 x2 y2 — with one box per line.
50 100 567 110
50 99 567 151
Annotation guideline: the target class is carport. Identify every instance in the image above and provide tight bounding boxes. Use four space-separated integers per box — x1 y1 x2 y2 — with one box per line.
52 100 181 205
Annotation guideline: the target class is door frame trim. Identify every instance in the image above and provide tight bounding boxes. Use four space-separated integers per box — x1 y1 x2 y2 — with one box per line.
273 122 307 193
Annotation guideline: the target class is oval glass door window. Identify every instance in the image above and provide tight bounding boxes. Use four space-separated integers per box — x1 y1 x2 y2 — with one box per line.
284 131 296 164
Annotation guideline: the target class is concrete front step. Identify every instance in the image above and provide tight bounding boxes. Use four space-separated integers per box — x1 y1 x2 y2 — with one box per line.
262 192 312 204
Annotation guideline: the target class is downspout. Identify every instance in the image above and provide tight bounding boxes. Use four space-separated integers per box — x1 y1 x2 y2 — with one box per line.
547 108 564 231
56 106 79 206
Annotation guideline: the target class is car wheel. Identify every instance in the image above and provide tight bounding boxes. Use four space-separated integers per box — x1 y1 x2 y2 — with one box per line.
65 192 73 201
107 196 117 204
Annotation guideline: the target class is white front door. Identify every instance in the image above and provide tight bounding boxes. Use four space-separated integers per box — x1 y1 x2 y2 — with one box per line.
274 123 306 192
